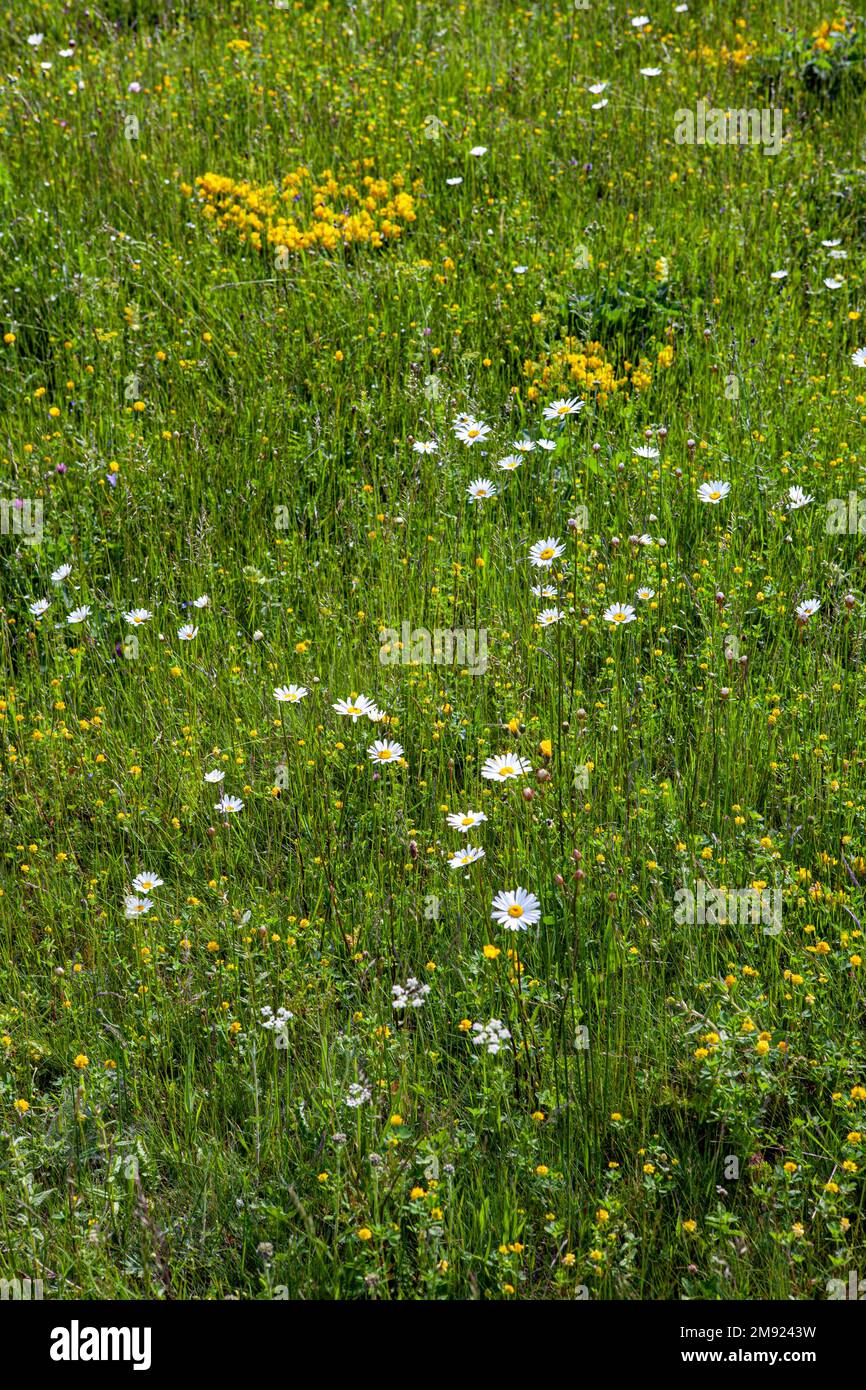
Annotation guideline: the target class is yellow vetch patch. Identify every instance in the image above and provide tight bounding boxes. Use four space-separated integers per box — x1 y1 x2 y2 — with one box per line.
189 165 419 256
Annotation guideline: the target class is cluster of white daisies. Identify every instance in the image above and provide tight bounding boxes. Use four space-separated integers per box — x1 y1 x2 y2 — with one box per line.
28 565 210 639
124 869 164 921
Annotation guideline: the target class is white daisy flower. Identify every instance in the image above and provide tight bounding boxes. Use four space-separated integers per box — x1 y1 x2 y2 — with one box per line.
587 82 608 95
529 536 565 568
177 624 198 641
633 444 659 458
640 67 662 77
124 608 152 626
67 605 91 625
481 753 532 781
531 584 557 599
795 598 820 622
467 477 498 502
697 480 731 504
537 607 565 627
333 695 374 722
204 769 225 783
29 598 50 617
491 886 542 930
469 145 488 156
787 486 814 511
51 563 72 584
542 396 583 421
124 895 153 919
367 739 404 764
497 455 523 471
770 269 788 280
636 587 655 601
446 810 488 833
603 602 637 627
448 845 486 869
851 347 866 368
536 438 556 451
132 871 163 894
453 418 491 446
192 595 210 608
413 440 437 454
215 794 244 814
274 684 308 703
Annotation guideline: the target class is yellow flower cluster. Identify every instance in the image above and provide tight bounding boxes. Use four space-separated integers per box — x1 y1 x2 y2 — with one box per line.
523 337 627 405
188 166 418 256
523 335 674 403
812 18 853 51
689 37 757 67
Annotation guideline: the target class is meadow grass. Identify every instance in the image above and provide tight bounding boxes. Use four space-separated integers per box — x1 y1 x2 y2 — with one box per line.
1 0 866 1300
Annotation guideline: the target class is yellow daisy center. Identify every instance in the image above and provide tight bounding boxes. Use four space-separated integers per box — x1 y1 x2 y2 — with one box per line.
508 904 524 918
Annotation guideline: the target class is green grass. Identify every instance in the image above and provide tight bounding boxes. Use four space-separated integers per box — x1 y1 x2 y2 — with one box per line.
1 0 866 1300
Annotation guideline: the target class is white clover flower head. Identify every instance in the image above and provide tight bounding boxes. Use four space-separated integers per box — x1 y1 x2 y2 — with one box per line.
392 977 432 1010
471 1018 512 1055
